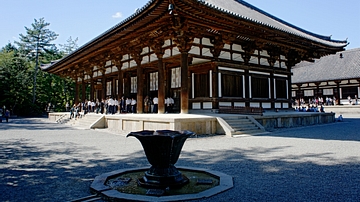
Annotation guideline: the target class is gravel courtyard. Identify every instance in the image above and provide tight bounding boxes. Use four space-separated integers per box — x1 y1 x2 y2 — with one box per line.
0 115 359 202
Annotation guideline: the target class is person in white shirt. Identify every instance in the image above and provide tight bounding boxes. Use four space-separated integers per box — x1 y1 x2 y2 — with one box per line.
126 98 131 113
108 97 115 114
169 97 174 113
131 98 137 113
114 99 119 113
152 97 158 113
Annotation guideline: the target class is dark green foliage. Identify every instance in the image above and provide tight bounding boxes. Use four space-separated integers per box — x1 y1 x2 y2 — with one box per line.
0 18 77 116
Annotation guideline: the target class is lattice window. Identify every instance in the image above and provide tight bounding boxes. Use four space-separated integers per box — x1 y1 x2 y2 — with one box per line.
323 88 333 95
106 81 111 96
171 67 181 88
150 72 158 91
131 76 137 93
304 90 314 96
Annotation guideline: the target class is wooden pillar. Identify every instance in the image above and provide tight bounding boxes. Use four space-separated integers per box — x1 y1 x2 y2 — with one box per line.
212 64 219 109
136 65 144 113
180 52 189 113
131 47 144 113
118 71 123 99
112 77 116 98
75 80 79 105
285 50 300 109
101 69 106 100
287 73 292 108
158 58 165 114
244 69 250 107
173 33 193 114
124 72 131 98
270 72 275 109
81 75 86 102
90 75 94 101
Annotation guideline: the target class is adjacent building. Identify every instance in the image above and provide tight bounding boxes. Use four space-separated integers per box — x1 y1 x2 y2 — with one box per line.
292 48 360 105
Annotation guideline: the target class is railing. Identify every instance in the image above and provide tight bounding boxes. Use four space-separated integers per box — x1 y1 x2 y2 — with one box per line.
218 106 263 115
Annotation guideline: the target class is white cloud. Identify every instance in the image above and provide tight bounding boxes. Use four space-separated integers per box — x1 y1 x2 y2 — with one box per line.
112 12 123 19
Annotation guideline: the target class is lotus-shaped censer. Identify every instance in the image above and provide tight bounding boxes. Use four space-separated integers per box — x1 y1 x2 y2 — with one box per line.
127 130 194 189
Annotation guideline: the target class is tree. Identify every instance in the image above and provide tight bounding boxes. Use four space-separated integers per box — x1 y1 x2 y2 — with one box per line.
15 18 59 104
59 36 79 56
0 44 33 115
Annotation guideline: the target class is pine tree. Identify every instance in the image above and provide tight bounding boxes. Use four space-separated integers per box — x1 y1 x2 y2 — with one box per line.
15 18 59 103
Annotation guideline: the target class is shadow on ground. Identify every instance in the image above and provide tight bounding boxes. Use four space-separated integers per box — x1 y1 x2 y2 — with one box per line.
0 138 359 202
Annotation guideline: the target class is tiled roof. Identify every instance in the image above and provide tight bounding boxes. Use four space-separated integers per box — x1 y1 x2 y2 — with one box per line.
199 0 347 47
292 48 360 83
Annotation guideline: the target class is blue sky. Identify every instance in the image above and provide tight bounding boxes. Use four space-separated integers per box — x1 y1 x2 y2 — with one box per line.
1 0 359 50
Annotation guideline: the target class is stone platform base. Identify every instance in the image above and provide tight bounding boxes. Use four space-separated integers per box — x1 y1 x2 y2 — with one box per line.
253 112 335 131
48 111 336 135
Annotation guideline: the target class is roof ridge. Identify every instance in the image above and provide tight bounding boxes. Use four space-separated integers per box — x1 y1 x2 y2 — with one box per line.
199 0 347 44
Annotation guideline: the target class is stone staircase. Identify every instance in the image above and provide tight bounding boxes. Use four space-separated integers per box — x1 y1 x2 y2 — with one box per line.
64 113 105 129
221 116 266 136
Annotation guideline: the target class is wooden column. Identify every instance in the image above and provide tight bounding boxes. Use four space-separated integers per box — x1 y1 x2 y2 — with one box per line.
131 47 144 113
117 71 123 99
152 41 166 114
212 64 219 109
270 72 275 109
74 79 79 105
286 50 301 109
136 65 144 113
244 69 250 107
267 48 279 109
112 77 116 98
287 73 292 108
81 74 86 102
180 52 189 113
124 72 131 98
111 56 123 99
158 58 165 113
101 69 106 100
174 33 193 114
241 42 256 107
90 75 94 101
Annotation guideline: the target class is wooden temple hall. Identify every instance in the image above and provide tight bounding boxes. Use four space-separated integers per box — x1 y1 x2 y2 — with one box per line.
43 0 347 114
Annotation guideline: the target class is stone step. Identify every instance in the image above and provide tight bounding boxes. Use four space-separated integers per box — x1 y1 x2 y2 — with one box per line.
232 125 260 131
224 119 252 124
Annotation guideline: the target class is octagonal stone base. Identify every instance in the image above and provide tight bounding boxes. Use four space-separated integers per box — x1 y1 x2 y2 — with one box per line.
90 166 233 202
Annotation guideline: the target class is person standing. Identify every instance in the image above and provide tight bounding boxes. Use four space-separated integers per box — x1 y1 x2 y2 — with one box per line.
126 98 131 113
131 98 137 113
120 96 126 113
144 96 150 113
169 97 174 113
4 110 10 122
65 102 70 112
153 96 158 113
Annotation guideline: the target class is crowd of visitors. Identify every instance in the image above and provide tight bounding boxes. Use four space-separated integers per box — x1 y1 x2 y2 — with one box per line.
67 95 175 119
347 95 358 105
